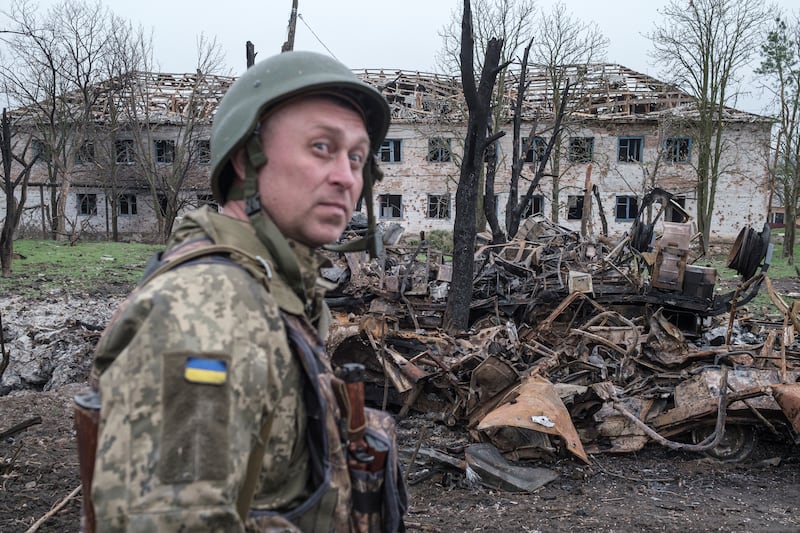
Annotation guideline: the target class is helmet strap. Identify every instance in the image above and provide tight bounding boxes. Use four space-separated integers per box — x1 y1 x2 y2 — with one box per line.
243 134 305 302
324 155 383 259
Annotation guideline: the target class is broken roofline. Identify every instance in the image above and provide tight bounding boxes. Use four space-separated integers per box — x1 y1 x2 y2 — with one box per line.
356 63 771 123
10 63 770 128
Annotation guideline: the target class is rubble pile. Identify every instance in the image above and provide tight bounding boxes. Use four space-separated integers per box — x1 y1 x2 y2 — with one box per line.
323 215 800 473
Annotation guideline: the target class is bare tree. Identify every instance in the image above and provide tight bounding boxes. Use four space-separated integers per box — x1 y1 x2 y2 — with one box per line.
0 108 37 276
650 0 772 253
0 0 116 241
758 12 800 264
443 0 505 333
116 33 227 243
530 2 608 224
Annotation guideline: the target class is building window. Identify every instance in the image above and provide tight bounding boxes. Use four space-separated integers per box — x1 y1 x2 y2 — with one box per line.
427 193 450 219
427 138 451 162
523 136 547 163
119 194 137 215
194 140 211 165
75 142 95 164
615 195 638 221
567 195 585 220
31 139 50 163
770 212 785 225
379 139 402 163
378 194 402 218
115 140 135 164
520 194 544 218
618 137 643 163
668 196 687 222
665 137 691 163
77 193 97 216
155 139 175 163
568 137 593 163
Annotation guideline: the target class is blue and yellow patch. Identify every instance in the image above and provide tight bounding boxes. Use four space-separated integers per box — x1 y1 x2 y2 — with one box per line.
184 357 227 385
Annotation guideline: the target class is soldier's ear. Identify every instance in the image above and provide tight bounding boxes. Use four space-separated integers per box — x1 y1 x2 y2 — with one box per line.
230 147 248 183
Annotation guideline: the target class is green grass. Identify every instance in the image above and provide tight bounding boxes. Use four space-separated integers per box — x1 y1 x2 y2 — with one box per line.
1 240 162 298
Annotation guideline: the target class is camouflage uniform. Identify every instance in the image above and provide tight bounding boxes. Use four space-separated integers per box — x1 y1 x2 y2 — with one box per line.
91 206 339 532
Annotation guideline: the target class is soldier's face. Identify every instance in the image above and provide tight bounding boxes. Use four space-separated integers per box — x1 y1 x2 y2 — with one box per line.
257 96 369 248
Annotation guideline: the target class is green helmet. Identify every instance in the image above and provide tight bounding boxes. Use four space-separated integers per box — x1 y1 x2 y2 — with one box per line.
210 50 391 203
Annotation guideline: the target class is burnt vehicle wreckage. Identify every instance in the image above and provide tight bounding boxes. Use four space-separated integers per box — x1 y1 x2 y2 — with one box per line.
323 188 799 490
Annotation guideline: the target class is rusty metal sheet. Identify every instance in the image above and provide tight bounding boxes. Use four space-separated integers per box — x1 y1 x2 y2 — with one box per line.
675 368 800 411
477 374 590 464
772 383 800 433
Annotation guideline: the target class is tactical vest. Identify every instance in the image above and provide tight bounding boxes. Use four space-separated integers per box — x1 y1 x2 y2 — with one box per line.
141 240 406 532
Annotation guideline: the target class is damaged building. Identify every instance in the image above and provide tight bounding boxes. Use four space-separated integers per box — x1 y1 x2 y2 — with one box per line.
3 63 773 242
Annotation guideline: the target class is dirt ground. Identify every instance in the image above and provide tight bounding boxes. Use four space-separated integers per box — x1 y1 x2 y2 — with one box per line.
2 282 800 532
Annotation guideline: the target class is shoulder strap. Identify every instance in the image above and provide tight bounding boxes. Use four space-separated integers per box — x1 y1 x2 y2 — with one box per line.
139 242 273 289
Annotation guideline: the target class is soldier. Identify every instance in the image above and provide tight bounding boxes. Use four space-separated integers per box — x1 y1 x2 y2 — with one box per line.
87 51 404 532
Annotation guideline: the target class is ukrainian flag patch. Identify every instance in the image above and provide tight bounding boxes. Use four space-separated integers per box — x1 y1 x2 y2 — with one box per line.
184 357 228 385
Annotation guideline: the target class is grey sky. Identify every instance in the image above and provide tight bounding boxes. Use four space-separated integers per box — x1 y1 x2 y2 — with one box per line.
9 0 800 114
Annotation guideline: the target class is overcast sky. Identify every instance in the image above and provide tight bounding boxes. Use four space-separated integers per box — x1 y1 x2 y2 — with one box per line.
8 0 800 114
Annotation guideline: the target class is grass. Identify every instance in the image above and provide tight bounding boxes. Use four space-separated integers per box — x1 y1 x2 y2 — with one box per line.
0 240 162 298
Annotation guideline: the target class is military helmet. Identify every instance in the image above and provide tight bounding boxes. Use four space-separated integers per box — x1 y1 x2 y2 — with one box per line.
210 50 391 203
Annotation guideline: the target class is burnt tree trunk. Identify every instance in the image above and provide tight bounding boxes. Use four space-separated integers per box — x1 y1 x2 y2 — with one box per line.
443 0 504 333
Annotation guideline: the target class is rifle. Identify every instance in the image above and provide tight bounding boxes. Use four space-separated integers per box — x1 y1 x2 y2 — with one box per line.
74 390 100 533
336 363 388 473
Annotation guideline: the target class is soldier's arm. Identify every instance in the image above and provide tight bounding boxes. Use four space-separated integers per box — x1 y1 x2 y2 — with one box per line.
92 264 304 531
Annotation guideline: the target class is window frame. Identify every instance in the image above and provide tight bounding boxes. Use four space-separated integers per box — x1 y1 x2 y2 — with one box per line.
119 193 137 216
567 137 594 163
379 138 402 163
154 139 176 164
567 195 585 220
615 195 639 221
114 139 136 165
522 136 547 163
426 193 451 219
427 137 452 162
617 136 644 163
194 139 211 165
520 194 544 218
664 136 691 163
378 194 403 219
77 193 98 216
74 142 95 165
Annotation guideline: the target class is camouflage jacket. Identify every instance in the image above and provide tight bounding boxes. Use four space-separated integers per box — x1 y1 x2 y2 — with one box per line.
91 206 338 532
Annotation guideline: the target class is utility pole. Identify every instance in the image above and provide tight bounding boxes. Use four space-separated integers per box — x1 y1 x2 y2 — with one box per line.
246 41 256 68
281 0 298 52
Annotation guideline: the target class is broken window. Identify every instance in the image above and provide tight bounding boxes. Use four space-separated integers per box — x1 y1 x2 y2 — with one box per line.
75 142 95 164
618 137 643 163
427 193 450 219
379 194 402 218
154 139 175 163
615 195 638 221
77 193 97 216
119 194 137 215
522 136 547 163
665 137 691 163
668 196 687 222
379 139 402 162
115 140 135 164
520 194 544 218
31 139 50 163
427 137 451 162
567 195 585 220
194 140 211 165
567 137 593 163
770 211 785 225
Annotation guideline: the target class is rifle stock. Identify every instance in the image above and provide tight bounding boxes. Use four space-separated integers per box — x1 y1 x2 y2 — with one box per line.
336 363 387 473
74 390 100 533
